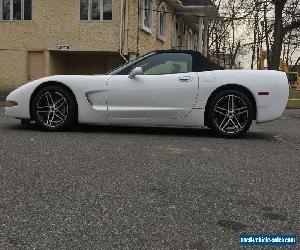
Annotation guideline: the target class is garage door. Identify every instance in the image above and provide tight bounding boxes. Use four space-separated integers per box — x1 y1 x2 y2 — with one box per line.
28 51 45 80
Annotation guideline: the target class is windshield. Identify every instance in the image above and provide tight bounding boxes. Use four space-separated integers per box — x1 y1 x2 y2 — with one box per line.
107 52 156 75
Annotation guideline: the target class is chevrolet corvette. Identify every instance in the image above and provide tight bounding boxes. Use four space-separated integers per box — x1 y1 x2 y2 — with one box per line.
5 50 289 138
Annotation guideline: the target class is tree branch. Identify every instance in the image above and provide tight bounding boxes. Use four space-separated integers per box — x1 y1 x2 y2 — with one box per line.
284 20 300 34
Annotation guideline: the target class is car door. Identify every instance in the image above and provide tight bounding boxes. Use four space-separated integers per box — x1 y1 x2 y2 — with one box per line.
106 52 199 122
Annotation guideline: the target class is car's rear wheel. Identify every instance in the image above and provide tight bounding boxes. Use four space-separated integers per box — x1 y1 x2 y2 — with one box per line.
207 90 254 138
31 86 77 131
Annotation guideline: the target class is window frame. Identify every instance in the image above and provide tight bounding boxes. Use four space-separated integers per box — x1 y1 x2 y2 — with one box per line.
138 52 193 75
79 0 114 22
110 52 194 76
193 34 198 51
140 0 153 34
172 14 179 48
157 2 166 42
187 29 194 50
0 0 32 21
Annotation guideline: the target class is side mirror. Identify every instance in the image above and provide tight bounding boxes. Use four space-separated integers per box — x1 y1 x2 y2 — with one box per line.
129 67 143 79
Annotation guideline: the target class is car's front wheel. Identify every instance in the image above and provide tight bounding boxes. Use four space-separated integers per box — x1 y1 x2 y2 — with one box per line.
207 90 254 138
31 85 77 131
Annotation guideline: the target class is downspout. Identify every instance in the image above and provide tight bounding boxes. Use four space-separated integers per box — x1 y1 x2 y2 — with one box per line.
120 0 128 63
136 0 140 57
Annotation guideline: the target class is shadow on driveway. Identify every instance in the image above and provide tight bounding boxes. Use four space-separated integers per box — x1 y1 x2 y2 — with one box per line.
3 121 275 141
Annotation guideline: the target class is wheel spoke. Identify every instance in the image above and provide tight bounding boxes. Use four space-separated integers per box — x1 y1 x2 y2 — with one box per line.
231 116 242 131
37 105 50 109
37 106 50 113
227 95 235 111
54 113 64 122
49 111 55 126
55 97 66 108
57 109 67 118
214 106 227 116
235 106 248 116
48 92 55 106
45 94 50 107
46 111 52 126
219 116 230 131
55 111 65 120
45 92 55 107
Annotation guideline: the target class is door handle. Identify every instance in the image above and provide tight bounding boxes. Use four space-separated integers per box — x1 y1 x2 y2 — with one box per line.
178 76 192 82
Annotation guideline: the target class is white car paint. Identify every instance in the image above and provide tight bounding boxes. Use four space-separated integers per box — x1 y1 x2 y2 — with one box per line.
107 73 199 119
5 70 289 128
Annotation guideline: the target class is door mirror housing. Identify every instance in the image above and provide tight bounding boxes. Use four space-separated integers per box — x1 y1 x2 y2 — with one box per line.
129 67 143 79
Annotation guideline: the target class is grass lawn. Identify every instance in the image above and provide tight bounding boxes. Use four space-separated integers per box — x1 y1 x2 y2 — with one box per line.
287 89 300 109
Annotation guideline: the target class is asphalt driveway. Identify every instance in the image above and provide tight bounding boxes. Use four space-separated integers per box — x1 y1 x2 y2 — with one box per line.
0 107 299 249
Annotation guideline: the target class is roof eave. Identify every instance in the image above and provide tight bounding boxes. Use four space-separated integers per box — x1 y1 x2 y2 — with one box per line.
167 0 217 20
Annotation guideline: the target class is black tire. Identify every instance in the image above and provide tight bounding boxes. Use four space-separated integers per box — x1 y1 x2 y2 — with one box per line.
31 85 77 131
207 90 254 138
21 119 32 128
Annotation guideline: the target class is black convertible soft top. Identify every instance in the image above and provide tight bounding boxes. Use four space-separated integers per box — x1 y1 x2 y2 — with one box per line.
155 50 224 72
109 49 224 75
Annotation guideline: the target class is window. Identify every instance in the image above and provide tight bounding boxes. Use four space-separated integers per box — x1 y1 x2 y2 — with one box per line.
187 29 194 50
193 34 198 51
157 2 166 41
80 0 112 21
140 0 153 33
103 0 112 20
172 15 179 48
1 0 32 20
134 53 192 75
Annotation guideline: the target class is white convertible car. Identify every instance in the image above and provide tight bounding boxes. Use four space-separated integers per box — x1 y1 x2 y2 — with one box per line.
5 50 289 138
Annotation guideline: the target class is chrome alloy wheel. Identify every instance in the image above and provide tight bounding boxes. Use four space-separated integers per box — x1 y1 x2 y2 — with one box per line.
213 95 249 134
36 91 69 128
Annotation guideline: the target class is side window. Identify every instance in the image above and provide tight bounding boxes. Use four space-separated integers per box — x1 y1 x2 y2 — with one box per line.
134 53 192 75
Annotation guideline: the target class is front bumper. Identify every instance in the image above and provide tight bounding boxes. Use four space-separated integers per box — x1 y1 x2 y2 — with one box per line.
5 89 31 120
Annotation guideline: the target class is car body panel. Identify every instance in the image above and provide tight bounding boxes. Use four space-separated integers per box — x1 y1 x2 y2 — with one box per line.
193 70 289 123
106 72 199 121
5 50 289 128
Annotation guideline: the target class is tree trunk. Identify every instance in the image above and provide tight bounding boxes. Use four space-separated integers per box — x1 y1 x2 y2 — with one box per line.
269 1 286 70
264 2 271 69
251 6 259 70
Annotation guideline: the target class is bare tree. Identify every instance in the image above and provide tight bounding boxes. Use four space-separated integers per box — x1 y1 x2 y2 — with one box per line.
267 0 300 69
211 0 300 69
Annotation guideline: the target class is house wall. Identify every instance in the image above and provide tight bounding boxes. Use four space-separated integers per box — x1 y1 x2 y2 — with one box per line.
0 0 121 52
0 0 199 91
128 0 202 56
0 0 122 90
126 0 181 56
0 50 27 90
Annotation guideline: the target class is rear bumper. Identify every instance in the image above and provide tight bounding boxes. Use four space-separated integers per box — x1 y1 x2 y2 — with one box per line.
256 75 289 123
